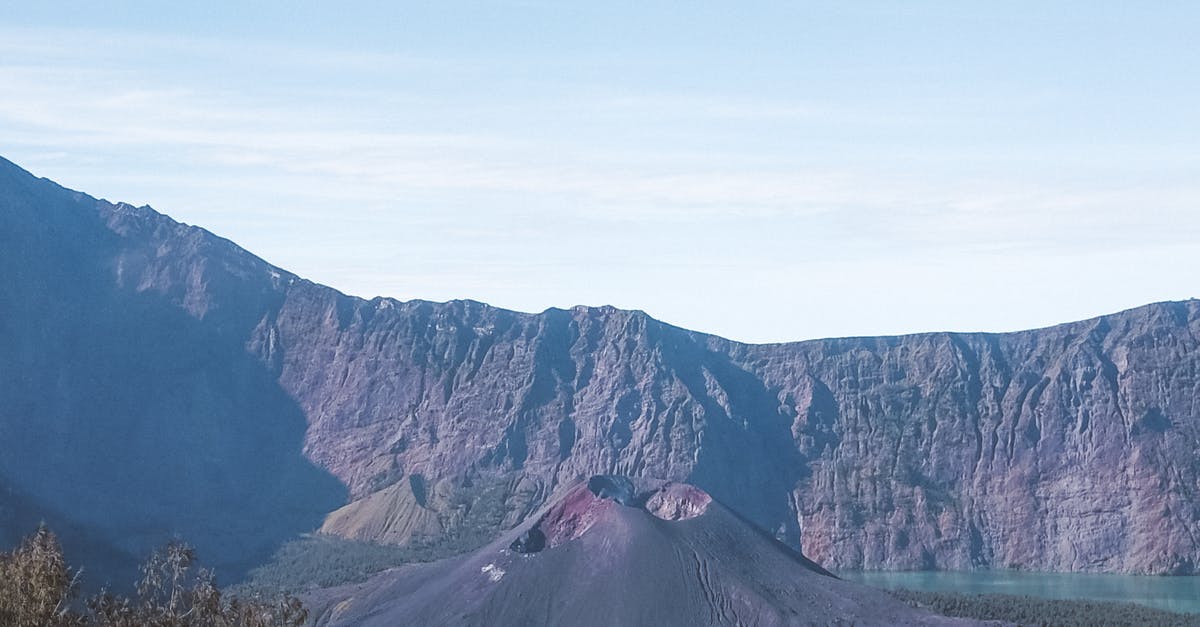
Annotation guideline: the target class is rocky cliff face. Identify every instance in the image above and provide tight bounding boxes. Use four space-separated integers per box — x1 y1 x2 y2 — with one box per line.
1 156 1197 579
733 311 1200 574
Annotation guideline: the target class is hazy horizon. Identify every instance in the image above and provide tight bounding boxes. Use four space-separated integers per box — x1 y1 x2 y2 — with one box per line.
4 2 1198 343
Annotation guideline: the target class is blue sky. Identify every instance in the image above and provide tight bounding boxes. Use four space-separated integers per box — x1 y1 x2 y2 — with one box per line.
3 2 1199 342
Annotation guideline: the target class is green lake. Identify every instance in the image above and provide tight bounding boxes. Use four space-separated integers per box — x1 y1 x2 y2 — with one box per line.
838 570 1200 615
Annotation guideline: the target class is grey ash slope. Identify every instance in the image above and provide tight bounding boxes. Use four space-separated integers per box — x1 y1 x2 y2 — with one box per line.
1 155 1198 584
307 477 974 627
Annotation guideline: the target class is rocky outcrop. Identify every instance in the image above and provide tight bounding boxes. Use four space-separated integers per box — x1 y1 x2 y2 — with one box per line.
0 156 1197 580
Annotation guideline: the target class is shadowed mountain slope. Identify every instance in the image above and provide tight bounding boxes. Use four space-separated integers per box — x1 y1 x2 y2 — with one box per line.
0 157 346 586
1 156 1198 580
306 477 976 626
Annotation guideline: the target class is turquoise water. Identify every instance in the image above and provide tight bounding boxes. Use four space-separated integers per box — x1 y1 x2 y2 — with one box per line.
838 570 1200 615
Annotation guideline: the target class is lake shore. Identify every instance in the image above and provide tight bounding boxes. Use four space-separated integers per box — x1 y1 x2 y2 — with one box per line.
838 569 1200 615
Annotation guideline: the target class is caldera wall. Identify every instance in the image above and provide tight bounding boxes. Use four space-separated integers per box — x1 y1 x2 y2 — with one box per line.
1 156 1198 577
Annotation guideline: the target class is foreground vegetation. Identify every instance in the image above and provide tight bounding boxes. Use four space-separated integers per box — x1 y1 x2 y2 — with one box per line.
0 526 305 626
892 588 1200 626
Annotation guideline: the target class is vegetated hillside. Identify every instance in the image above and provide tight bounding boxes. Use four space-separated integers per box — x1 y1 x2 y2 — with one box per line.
0 156 1198 583
305 476 974 626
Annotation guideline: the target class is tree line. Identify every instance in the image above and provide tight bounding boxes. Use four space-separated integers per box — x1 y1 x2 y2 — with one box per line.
0 525 306 627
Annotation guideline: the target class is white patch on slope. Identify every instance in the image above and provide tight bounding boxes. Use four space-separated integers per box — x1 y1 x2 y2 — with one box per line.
481 563 505 582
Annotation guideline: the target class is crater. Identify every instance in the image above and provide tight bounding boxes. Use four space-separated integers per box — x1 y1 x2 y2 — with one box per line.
644 482 711 521
509 476 712 554
509 527 546 553
587 475 635 505
510 478 620 553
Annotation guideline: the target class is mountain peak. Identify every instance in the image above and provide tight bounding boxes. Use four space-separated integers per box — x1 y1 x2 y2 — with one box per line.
307 476 970 626
509 476 713 554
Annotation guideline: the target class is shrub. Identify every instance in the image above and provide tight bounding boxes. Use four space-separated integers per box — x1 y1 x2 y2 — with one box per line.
0 526 306 626
0 525 85 626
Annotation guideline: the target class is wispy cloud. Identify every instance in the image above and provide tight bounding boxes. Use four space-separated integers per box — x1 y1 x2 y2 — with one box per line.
4 56 1194 249
2 23 1198 342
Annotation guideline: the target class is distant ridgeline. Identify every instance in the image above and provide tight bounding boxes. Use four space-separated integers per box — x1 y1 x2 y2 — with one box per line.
0 155 1198 586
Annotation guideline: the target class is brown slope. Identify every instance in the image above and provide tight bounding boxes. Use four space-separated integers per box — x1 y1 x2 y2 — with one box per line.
1 155 1198 581
305 476 977 627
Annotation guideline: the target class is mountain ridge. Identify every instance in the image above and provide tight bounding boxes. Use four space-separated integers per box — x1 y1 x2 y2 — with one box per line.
1 155 1197 582
8 150 1176 348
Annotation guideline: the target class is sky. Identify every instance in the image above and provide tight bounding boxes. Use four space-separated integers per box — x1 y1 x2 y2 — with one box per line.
2 2 1199 343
